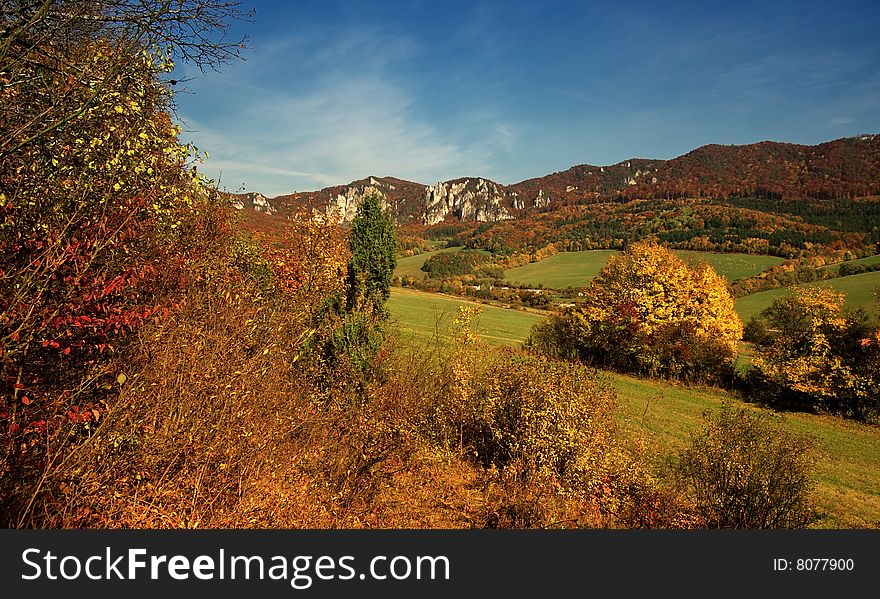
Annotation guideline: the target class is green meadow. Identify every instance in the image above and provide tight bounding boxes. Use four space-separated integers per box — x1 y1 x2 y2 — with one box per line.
609 372 880 529
503 250 785 288
674 250 786 281
735 270 880 322
821 254 880 274
387 287 545 346
503 250 619 288
387 286 880 528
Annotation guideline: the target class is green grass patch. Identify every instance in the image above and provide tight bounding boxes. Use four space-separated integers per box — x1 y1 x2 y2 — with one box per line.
734 287 792 322
820 254 880 274
607 371 880 528
504 250 785 289
503 250 618 288
735 270 880 322
674 251 786 281
394 246 461 280
387 287 545 347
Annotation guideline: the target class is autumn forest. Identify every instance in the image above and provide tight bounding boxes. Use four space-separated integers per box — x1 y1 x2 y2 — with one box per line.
2 1 879 532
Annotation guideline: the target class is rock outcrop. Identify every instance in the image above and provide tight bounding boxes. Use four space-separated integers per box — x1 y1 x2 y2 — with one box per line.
231 192 276 214
423 178 515 225
232 135 880 223
534 189 551 208
328 179 391 222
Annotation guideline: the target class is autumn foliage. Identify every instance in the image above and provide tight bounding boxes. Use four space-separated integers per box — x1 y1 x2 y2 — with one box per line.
529 243 743 383
508 137 880 206
422 308 694 528
748 287 880 422
0 37 224 520
0 1 248 525
0 3 847 531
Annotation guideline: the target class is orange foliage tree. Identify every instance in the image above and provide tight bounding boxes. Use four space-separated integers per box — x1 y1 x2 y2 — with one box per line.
529 243 743 383
0 2 248 524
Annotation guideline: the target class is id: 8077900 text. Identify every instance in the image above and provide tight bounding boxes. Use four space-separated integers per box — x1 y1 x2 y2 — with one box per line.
773 558 854 572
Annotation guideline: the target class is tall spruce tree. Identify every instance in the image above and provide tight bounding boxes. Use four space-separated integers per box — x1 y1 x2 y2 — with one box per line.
345 194 397 317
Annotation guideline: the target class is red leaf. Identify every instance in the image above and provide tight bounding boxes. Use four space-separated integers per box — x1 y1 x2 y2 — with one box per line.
21 396 31 405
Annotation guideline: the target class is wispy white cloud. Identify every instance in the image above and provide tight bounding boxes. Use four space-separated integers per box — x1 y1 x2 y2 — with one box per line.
825 117 854 128
710 48 874 106
172 2 880 195
177 25 516 195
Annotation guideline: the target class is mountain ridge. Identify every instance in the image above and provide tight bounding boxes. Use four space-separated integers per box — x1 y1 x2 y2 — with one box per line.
236 135 880 224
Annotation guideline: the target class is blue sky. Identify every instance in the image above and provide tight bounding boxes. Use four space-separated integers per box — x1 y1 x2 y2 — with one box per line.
173 0 880 197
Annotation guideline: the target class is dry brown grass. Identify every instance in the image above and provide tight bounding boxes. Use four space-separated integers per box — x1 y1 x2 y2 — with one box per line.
4 219 702 529
19 269 481 528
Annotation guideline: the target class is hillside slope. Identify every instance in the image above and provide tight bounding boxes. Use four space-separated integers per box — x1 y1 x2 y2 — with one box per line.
238 135 880 225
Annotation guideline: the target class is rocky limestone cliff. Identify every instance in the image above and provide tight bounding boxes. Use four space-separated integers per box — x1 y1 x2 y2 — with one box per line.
423 178 516 225
534 189 551 208
232 192 276 215
232 135 880 224
234 176 552 225
261 176 425 224
328 177 392 222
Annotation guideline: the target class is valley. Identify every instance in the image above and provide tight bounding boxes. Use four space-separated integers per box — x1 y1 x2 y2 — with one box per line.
4 0 879 548
384 287 880 529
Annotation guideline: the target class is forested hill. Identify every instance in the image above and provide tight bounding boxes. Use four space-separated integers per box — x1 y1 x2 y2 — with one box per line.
513 134 880 205
238 135 880 225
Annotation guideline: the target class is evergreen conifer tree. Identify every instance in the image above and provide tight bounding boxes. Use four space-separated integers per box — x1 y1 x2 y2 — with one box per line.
345 194 397 317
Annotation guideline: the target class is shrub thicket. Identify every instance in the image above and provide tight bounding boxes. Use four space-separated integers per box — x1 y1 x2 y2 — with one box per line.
421 250 503 280
674 406 818 528
421 312 695 528
0 1 249 525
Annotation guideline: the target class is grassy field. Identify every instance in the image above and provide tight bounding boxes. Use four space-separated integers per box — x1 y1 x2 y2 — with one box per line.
735 270 880 322
503 250 617 288
821 254 880 274
387 287 545 346
504 250 785 288
609 372 880 528
394 247 461 280
675 251 786 281
385 295 880 526
387 287 880 527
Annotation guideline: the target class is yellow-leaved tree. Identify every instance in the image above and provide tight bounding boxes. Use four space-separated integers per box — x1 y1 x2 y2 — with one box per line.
752 287 850 399
748 286 879 421
529 242 743 383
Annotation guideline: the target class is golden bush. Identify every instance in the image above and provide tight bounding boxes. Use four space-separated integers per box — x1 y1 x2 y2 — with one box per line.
531 243 743 383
